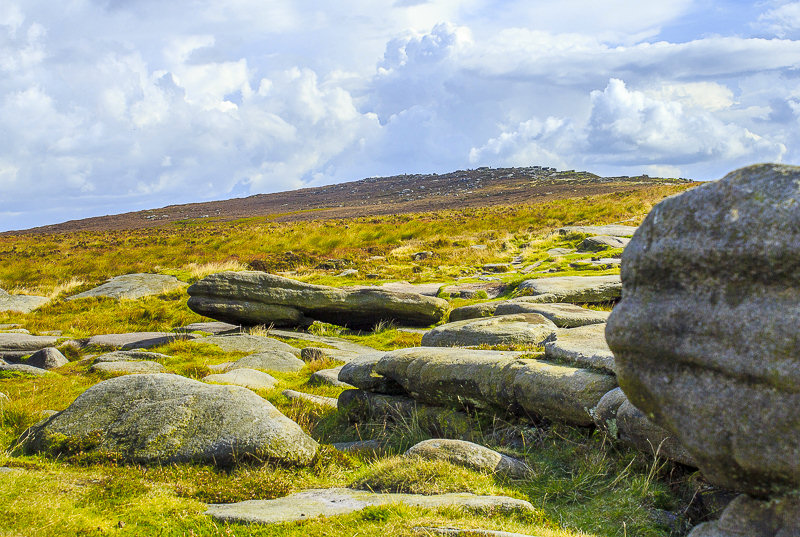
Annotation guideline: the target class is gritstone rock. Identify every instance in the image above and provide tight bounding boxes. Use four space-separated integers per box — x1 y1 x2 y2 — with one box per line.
0 333 60 360
420 314 557 348
516 275 621 303
544 323 616 374
405 438 532 478
495 302 609 328
0 292 49 313
19 373 318 465
558 225 638 237
577 235 630 252
89 360 166 374
200 334 301 357
606 163 800 499
203 368 278 390
68 273 187 300
187 271 449 329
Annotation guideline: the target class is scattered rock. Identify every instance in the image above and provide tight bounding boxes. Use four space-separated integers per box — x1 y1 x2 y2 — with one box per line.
26 348 68 370
68 273 187 300
577 235 630 252
440 282 507 299
0 292 49 313
420 314 557 348
282 389 338 409
20 373 318 465
544 324 615 374
0 363 50 376
92 350 171 363
516 275 621 303
201 334 301 357
405 439 532 479
495 301 609 328
0 333 60 360
332 439 383 454
412 251 434 261
482 263 510 273
206 488 535 525
309 366 352 387
606 164 800 498
224 351 305 372
448 302 500 322
547 247 575 256
89 360 166 374
688 494 800 537
187 272 449 329
592 388 696 466
301 347 361 363
175 322 240 334
84 332 196 350
335 269 358 277
203 369 278 391
558 224 638 237
0 323 21 330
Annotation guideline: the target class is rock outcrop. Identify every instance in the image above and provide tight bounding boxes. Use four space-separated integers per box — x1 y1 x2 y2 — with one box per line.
187 271 449 329
0 333 60 360
515 275 621 303
68 273 187 300
0 290 49 313
26 348 68 370
420 314 557 348
19 373 318 465
405 439 532 478
544 324 615 374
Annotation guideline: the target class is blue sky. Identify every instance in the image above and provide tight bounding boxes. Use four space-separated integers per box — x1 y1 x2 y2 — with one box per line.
1 1 799 231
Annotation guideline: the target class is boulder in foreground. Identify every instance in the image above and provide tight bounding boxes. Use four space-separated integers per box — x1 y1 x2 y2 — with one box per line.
187 271 449 329
19 373 318 465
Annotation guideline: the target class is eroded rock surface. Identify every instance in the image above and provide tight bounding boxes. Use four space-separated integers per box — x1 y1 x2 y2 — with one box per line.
69 273 187 300
405 439 532 478
0 291 49 313
203 368 278 390
516 275 621 303
544 324 615 374
420 314 557 348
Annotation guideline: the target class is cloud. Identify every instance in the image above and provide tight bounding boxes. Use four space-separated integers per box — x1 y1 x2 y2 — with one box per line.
758 1 800 38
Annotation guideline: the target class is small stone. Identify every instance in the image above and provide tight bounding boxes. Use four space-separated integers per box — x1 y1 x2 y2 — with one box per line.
26 348 68 370
405 439 532 479
282 389 338 409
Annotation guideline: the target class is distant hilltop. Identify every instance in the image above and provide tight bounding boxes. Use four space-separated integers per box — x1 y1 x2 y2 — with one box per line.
4 166 693 235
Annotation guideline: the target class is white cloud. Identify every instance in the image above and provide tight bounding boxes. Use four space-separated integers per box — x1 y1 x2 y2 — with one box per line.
758 1 800 37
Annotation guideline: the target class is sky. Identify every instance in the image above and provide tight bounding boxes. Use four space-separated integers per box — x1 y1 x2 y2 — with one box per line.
1 1 799 231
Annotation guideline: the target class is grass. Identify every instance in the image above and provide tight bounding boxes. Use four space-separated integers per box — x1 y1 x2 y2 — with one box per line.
0 182 702 536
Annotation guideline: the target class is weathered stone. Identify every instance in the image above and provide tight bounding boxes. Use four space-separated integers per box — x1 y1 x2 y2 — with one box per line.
405 439 532 478
577 235 630 251
206 488 535 525
224 351 305 372
440 282 507 299
26 348 68 370
544 324 615 374
331 439 383 454
347 281 444 297
495 301 609 328
606 164 800 498
84 332 195 350
201 334 301 357
309 366 352 387
413 527 539 537
20 373 317 465
68 273 187 300
282 389 338 409
89 360 166 374
338 354 405 394
0 363 50 376
335 269 358 277
516 275 621 303
482 263 511 273
558 224 638 237
268 329 375 354
592 388 696 466
0 333 59 360
688 494 800 537
187 271 449 329
448 302 500 322
420 314 557 348
175 322 240 334
351 347 616 426
0 292 49 313
301 347 360 363
92 350 171 363
203 369 277 391
547 247 575 256
412 251 434 261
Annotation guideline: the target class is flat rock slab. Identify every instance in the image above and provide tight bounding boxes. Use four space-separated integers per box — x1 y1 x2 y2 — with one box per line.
421 314 557 348
558 225 638 237
282 389 338 409
26 348 68 370
301 347 362 363
0 333 60 360
176 322 240 334
405 439 532 478
203 368 278 390
309 366 352 387
349 281 445 297
0 292 49 313
68 273 187 300
21 373 318 465
0 363 50 376
84 332 196 350
225 351 305 372
187 271 450 329
577 235 630 252
516 275 621 304
547 247 575 256
448 302 501 323
495 302 609 328
206 488 535 525
93 350 171 363
269 329 375 354
544 324 615 374
89 360 166 374
440 282 507 299
201 335 301 357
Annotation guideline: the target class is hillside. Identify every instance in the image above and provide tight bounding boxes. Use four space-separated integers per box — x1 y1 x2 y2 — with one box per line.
5 166 690 234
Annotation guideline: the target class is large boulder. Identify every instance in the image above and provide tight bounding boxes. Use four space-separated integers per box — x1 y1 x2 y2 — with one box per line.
0 333 60 360
515 275 621 303
68 273 187 300
187 271 449 329
420 314 557 348
19 373 317 465
26 348 68 370
606 164 800 500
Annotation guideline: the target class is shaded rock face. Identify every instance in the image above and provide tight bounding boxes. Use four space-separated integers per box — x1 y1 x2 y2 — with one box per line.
606 164 800 499
68 273 187 300
515 275 621 303
558 224 638 237
405 439 532 479
420 314 558 348
448 302 500 323
26 348 68 370
187 271 449 329
19 373 317 465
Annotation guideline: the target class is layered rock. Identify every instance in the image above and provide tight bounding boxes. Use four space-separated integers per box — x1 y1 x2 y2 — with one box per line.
187 271 449 329
0 333 59 360
19 373 317 465
544 324 615 374
0 291 49 313
420 314 557 348
515 275 621 303
68 273 187 300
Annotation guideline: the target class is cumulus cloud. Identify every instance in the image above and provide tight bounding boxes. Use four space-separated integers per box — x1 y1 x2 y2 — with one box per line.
758 1 800 37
